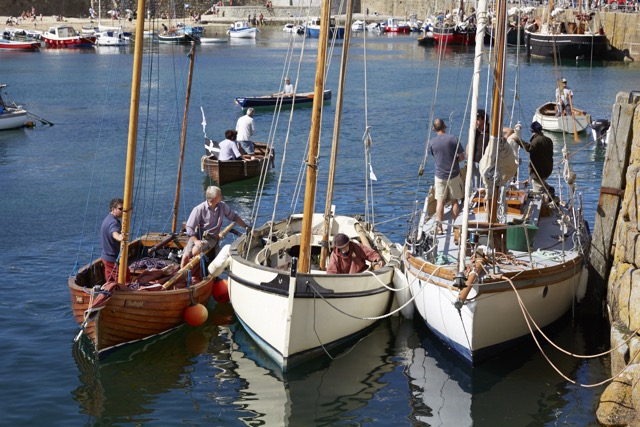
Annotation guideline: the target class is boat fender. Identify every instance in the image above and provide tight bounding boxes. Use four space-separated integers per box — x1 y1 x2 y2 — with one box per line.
208 244 231 277
455 259 483 308
392 268 414 319
576 267 588 302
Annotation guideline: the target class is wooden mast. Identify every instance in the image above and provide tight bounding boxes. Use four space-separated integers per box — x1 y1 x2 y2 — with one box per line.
487 0 507 226
117 0 146 284
298 0 331 273
172 42 196 234
320 0 355 270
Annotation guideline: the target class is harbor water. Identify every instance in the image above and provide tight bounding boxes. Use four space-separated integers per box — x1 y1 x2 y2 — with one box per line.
1 29 639 425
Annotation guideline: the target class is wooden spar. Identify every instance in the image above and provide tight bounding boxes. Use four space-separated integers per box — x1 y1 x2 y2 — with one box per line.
117 0 146 284
172 42 196 234
320 0 355 270
298 0 331 273
458 0 487 275
568 93 580 142
487 0 508 226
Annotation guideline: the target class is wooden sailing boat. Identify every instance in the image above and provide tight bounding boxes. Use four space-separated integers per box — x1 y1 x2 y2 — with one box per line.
523 0 609 60
402 0 591 364
200 140 274 185
69 1 220 358
223 0 401 371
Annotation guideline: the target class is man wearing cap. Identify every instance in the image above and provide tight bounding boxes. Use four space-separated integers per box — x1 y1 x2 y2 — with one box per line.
517 121 553 193
429 118 465 233
326 233 385 274
236 107 256 155
283 77 294 96
555 78 573 117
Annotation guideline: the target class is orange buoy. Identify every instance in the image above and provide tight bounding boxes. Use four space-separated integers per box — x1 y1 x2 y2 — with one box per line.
212 278 229 303
184 303 208 326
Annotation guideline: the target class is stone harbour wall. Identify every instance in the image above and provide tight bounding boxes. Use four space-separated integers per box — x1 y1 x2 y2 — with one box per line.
596 93 640 426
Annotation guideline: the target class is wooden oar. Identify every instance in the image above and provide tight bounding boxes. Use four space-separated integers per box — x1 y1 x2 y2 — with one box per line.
568 95 579 142
161 222 238 290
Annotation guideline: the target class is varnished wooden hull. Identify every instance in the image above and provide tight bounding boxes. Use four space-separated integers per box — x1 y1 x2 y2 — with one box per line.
69 233 214 357
201 142 274 185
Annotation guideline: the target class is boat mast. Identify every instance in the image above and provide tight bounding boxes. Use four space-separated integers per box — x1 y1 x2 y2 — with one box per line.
298 0 331 274
458 0 487 274
172 42 196 234
117 0 146 284
487 0 508 226
320 0 355 270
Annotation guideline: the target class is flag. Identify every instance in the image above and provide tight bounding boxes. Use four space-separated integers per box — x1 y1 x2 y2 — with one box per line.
369 164 377 181
200 107 207 137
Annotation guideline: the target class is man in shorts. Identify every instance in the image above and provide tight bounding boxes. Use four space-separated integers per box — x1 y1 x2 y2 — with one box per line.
429 118 465 233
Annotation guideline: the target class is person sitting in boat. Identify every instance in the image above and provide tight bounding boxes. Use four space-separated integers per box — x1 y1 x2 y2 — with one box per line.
326 233 385 274
218 129 243 161
429 118 465 234
161 23 168 34
517 121 553 194
283 77 294 96
181 185 249 268
235 108 256 155
555 78 573 117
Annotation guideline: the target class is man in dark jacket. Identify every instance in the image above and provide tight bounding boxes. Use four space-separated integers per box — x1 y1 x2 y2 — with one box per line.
518 121 553 193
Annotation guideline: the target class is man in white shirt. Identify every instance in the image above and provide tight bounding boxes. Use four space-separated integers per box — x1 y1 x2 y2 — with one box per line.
235 108 255 154
555 78 573 117
283 77 294 96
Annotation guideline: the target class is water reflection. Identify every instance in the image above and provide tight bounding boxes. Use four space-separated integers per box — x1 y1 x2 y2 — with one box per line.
222 318 400 425
402 310 609 426
71 302 233 422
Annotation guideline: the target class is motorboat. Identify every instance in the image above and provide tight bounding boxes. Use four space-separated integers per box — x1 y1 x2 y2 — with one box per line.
227 21 259 39
41 25 96 48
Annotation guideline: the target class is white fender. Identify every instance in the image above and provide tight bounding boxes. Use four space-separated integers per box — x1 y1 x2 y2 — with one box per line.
208 244 231 277
576 266 588 302
393 268 414 319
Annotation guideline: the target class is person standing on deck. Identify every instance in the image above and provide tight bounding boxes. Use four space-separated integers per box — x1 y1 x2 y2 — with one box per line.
468 109 489 190
429 118 465 233
236 107 255 155
517 121 553 193
100 198 126 283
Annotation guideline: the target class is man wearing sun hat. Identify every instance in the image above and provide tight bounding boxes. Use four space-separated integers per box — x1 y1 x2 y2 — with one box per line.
555 78 573 117
515 121 554 193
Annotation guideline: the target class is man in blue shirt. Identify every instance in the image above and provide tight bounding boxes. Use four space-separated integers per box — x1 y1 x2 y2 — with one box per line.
429 118 465 233
100 198 125 282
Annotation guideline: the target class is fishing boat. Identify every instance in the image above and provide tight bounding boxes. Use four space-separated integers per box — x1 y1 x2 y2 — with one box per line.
383 17 411 33
41 25 96 48
201 140 274 185
0 84 29 130
533 101 591 133
223 0 402 371
227 21 259 39
0 39 40 51
234 89 331 110
69 4 222 358
524 6 609 59
402 0 590 365
306 16 345 39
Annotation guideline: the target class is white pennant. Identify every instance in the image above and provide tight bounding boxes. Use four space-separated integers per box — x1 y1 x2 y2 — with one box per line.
369 164 377 181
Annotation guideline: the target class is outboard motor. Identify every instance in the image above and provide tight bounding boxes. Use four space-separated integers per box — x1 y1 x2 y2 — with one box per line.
591 118 610 146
